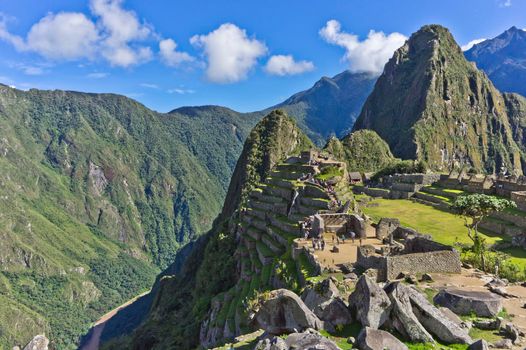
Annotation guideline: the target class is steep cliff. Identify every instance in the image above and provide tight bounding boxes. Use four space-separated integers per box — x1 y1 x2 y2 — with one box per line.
353 25 525 174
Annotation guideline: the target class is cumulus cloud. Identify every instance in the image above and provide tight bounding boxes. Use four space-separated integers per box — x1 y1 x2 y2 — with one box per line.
159 38 194 66
0 0 157 67
461 38 487 51
90 0 153 66
320 20 407 76
27 12 99 60
191 23 267 83
140 83 159 89
264 55 314 76
499 0 512 7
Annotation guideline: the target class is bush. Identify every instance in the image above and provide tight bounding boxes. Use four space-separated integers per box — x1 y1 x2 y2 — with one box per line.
371 160 426 181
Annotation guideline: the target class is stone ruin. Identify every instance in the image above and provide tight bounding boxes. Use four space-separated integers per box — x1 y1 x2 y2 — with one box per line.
357 218 461 281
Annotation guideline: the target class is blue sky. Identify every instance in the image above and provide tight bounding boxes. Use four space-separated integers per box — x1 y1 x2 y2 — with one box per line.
0 0 525 113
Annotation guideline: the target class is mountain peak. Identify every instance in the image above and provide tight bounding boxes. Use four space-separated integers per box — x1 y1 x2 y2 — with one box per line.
353 24 524 174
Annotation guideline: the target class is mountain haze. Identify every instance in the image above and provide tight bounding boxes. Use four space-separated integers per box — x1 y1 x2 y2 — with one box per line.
465 26 526 97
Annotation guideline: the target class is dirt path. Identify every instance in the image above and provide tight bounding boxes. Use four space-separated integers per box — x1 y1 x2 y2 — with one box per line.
427 269 526 333
80 290 150 350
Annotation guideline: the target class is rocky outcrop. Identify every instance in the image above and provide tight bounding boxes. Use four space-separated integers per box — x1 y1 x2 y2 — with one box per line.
433 288 503 317
348 275 391 329
407 287 472 344
254 289 324 335
23 335 49 350
355 327 408 350
384 282 434 343
301 278 353 327
254 329 340 350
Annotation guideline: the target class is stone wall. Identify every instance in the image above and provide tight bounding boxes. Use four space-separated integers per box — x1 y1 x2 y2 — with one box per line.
352 186 390 199
376 218 400 240
356 245 387 281
511 191 526 212
385 250 461 280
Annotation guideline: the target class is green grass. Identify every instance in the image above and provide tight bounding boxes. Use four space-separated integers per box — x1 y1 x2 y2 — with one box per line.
362 198 526 269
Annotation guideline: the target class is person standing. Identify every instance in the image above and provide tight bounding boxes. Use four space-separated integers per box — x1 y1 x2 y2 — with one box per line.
350 231 356 244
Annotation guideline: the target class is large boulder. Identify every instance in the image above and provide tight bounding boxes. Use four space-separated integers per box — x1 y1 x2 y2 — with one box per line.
254 330 341 350
23 335 49 350
348 275 391 329
302 278 353 327
284 330 341 350
355 327 408 350
407 287 472 344
468 339 490 350
254 289 324 335
434 288 503 317
384 282 434 343
254 337 288 350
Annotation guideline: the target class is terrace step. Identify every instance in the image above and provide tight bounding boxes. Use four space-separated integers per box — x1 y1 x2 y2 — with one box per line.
300 197 329 209
267 177 295 189
270 170 304 181
261 233 284 255
256 241 275 265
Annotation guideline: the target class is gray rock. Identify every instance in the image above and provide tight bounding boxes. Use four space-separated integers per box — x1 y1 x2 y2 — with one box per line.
420 273 433 282
434 288 503 317
355 327 408 350
302 278 353 327
406 286 472 344
468 339 489 350
254 337 288 350
284 331 341 350
348 275 391 329
384 282 434 343
473 318 501 330
254 289 324 335
23 335 49 350
488 286 517 299
485 278 508 288
502 322 520 343
405 274 418 284
347 336 355 344
491 339 513 349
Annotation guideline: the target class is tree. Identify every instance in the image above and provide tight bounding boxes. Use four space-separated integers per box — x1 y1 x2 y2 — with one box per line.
451 194 516 271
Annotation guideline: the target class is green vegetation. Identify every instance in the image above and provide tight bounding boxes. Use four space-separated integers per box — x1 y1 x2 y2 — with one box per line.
361 197 526 270
451 194 516 271
0 86 261 348
371 159 427 181
315 165 344 181
324 129 394 172
352 24 525 174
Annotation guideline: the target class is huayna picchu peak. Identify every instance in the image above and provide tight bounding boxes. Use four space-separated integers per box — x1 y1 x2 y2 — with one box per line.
353 24 526 174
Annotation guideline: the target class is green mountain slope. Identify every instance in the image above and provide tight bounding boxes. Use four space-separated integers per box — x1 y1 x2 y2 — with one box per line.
111 110 313 350
353 24 525 174
324 129 395 172
0 86 258 349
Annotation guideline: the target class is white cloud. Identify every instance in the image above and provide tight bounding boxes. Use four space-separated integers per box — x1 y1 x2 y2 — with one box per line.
140 83 159 89
265 55 314 76
499 0 512 7
461 38 487 51
0 1 154 67
86 72 108 78
159 38 194 66
90 0 153 67
26 12 99 60
167 88 195 94
319 20 407 76
191 23 267 83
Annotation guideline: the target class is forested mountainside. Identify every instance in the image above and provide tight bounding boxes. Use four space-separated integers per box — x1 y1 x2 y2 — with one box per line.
465 26 526 98
353 24 526 174
324 130 395 173
269 71 377 145
0 86 258 349
107 110 314 349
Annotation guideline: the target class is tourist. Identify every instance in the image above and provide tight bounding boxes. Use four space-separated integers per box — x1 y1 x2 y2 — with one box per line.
311 238 315 249
321 239 325 251
359 236 363 246
350 231 356 243
336 237 340 245
341 235 345 244
332 234 335 244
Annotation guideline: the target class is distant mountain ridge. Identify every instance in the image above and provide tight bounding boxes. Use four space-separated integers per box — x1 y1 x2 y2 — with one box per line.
465 26 526 97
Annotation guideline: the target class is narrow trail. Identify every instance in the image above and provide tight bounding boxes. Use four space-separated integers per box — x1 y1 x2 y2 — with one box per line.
80 290 150 350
